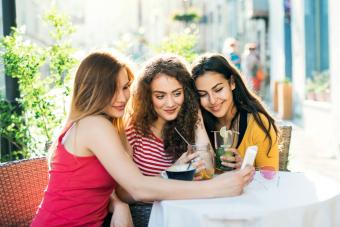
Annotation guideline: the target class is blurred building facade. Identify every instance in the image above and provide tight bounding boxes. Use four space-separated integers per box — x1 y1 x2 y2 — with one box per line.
269 0 340 157
6 0 268 60
2 0 339 156
15 0 139 49
194 0 340 157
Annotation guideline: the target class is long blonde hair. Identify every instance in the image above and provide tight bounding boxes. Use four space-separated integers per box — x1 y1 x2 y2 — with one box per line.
48 52 134 166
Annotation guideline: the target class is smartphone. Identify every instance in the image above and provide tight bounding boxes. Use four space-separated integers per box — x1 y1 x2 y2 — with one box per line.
241 145 258 170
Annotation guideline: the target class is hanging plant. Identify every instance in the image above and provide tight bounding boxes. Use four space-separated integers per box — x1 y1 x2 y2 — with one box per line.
172 9 201 23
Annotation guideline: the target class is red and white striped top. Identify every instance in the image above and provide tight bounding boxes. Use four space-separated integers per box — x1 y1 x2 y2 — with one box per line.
125 125 174 176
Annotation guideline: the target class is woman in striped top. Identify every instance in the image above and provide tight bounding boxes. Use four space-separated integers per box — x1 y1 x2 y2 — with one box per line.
125 54 210 176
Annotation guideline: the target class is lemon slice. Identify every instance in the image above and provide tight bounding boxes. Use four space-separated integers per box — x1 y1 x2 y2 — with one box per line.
219 126 228 138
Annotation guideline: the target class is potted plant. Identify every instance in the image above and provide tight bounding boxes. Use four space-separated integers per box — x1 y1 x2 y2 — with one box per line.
277 79 292 120
305 70 330 102
314 70 330 102
305 78 316 100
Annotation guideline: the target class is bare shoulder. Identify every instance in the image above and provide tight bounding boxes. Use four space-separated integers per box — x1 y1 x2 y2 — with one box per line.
78 115 111 126
77 115 119 138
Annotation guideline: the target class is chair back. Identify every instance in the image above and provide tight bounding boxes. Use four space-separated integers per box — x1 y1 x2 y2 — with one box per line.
0 157 48 227
129 202 153 227
278 122 292 171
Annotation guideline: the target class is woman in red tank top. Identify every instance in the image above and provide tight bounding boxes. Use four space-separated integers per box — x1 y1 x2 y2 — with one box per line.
31 52 254 227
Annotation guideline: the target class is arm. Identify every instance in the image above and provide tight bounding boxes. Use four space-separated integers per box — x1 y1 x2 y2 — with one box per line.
195 110 214 156
79 116 254 201
109 191 133 227
116 185 135 204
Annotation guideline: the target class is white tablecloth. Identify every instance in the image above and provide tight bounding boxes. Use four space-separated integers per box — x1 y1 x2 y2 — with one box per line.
148 171 340 227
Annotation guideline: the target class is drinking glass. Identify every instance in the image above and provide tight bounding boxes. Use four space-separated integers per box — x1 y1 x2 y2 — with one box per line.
255 166 280 190
212 129 239 172
191 144 214 180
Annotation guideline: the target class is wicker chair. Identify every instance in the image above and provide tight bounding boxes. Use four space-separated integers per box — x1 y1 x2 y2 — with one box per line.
129 202 153 227
277 122 292 171
0 157 48 227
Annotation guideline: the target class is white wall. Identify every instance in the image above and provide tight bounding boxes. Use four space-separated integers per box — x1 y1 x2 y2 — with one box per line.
16 0 139 49
329 0 340 157
291 0 306 120
268 0 285 94
202 0 228 52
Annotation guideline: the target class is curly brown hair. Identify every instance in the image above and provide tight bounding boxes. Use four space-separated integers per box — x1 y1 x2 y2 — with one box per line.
128 54 199 160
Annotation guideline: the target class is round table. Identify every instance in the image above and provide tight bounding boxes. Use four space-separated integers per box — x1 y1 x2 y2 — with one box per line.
148 171 340 227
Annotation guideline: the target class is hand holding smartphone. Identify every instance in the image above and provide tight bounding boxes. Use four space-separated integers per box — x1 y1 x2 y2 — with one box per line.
240 145 258 170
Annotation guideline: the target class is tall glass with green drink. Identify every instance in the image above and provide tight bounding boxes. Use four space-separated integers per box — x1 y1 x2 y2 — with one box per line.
213 127 239 173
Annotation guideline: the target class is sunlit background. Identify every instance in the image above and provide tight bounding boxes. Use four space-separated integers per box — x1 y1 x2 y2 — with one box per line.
1 0 340 181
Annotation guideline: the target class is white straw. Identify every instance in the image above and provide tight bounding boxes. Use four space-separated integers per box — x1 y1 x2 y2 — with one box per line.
174 127 190 146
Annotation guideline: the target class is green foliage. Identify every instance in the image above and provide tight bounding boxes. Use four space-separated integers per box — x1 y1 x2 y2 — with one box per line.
153 33 198 63
306 70 330 93
0 8 77 161
172 9 201 23
0 97 31 161
43 7 75 41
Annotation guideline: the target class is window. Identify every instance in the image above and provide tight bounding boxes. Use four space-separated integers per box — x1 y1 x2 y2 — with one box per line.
304 0 329 78
284 0 292 80
304 0 330 102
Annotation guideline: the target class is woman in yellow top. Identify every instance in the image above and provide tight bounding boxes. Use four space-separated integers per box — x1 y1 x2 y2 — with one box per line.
191 53 279 170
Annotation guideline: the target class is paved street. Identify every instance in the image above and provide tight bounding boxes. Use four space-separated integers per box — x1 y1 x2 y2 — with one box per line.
287 123 340 183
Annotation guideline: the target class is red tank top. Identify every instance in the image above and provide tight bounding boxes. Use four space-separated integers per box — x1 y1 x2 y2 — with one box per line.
31 126 116 227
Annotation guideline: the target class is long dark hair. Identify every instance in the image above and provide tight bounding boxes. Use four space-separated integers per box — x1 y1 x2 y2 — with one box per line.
191 54 278 156
129 54 199 160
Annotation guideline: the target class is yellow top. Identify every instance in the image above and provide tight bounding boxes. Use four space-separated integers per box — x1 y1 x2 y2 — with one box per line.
237 113 279 170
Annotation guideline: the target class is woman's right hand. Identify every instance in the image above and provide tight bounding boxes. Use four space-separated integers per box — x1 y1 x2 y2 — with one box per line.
212 165 255 197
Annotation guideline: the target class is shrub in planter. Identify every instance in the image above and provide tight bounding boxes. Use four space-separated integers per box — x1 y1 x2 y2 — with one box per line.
277 79 292 120
305 70 330 102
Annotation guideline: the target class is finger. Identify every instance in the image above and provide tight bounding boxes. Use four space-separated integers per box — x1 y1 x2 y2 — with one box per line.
221 161 237 168
186 152 199 161
234 154 242 163
248 172 255 183
239 165 255 177
242 173 252 186
243 168 255 185
220 156 236 162
229 148 240 155
194 160 206 172
245 171 255 185
195 165 206 172
194 175 203 181
187 144 193 154
192 159 205 167
234 161 242 169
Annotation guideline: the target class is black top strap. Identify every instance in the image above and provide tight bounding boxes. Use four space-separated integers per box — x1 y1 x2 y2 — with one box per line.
236 110 248 148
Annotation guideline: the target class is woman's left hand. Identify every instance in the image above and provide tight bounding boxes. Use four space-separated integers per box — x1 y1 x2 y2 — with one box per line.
220 148 242 170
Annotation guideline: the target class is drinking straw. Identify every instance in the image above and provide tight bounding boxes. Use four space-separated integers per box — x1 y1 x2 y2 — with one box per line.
174 127 190 146
174 127 194 170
